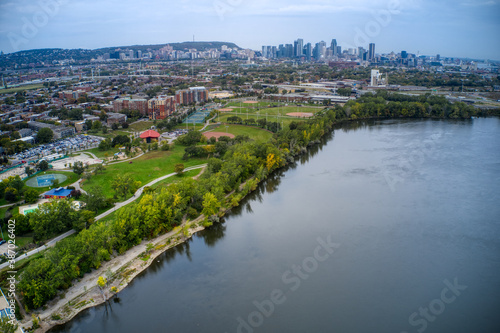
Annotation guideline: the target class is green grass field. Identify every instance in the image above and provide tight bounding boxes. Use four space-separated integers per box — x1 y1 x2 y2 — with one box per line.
82 147 122 159
0 83 44 94
81 144 206 200
206 124 273 143
128 121 155 132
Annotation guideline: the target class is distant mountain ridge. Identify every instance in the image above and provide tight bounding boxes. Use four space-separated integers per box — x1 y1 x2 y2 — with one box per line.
0 41 241 68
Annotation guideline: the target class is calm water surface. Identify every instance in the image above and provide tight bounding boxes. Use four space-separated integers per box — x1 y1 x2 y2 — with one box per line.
52 119 500 333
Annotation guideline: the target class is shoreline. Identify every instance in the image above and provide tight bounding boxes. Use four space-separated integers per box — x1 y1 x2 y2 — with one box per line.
31 216 208 333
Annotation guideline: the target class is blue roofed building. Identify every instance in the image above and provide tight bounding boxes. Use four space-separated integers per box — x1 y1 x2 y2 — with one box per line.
43 187 73 199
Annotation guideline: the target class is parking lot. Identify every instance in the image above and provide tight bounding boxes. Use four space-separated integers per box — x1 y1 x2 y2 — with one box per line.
1 135 104 180
51 153 103 170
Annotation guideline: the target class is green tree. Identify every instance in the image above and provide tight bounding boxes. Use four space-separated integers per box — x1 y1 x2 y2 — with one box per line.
111 123 119 130
174 163 185 175
37 127 54 143
24 188 40 204
73 210 95 231
38 160 49 171
0 315 18 333
112 174 141 199
92 120 102 131
25 166 35 177
4 187 18 202
73 161 85 176
202 192 221 220
84 186 107 213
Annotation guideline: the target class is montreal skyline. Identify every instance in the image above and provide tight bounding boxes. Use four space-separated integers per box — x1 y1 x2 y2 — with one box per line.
0 0 499 60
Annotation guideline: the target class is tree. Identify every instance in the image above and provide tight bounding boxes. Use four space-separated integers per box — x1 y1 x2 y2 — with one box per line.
37 127 54 143
111 123 119 130
0 316 18 333
202 192 221 220
84 186 107 212
73 210 95 231
92 120 102 132
38 160 49 171
4 187 18 202
73 161 85 176
112 174 141 199
51 179 59 188
97 276 108 301
121 122 129 129
174 163 185 175
24 188 40 204
111 135 130 147
25 166 35 177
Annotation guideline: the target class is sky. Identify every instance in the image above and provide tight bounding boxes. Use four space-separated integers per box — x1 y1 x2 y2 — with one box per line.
0 0 499 60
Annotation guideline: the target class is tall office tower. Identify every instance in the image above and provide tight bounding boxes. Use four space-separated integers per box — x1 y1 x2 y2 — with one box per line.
285 44 294 58
295 38 304 57
318 41 327 59
271 46 277 59
278 44 285 58
137 50 142 59
337 46 342 56
304 43 312 61
436 54 441 61
358 47 366 58
401 50 408 59
262 46 267 58
369 43 376 60
331 39 338 56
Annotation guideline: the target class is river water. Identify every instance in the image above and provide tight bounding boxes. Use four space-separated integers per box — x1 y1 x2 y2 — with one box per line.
52 118 500 333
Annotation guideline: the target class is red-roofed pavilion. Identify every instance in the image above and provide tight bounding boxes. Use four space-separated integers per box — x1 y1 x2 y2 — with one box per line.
140 130 160 143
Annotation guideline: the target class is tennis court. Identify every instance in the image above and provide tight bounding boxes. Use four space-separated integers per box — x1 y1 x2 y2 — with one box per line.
184 110 211 124
25 173 68 188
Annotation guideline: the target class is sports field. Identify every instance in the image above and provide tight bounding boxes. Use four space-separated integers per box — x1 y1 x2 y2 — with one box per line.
26 173 68 187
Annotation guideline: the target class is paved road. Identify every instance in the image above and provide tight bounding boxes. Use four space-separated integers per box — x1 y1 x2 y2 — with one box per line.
0 164 207 270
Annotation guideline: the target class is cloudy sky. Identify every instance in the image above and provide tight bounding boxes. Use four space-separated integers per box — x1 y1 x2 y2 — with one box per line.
0 0 499 59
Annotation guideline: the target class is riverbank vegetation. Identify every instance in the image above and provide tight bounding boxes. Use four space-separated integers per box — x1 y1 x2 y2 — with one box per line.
10 91 500 313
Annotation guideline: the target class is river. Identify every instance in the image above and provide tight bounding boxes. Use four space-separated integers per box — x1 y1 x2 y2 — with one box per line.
52 118 500 333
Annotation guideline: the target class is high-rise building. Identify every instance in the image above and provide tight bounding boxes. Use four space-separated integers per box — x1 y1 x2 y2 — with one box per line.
304 43 312 61
285 44 294 58
401 50 408 59
337 46 342 56
436 54 441 61
331 39 338 56
295 38 304 57
318 41 327 59
369 43 376 61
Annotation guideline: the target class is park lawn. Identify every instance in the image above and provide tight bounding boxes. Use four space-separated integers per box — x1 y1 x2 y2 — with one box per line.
81 144 206 200
0 207 7 220
82 147 122 159
98 169 202 223
7 233 34 249
128 121 155 132
0 83 44 94
24 171 80 193
225 100 277 108
210 124 273 143
174 123 205 131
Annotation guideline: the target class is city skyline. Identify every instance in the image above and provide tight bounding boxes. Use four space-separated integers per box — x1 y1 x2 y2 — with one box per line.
0 0 499 60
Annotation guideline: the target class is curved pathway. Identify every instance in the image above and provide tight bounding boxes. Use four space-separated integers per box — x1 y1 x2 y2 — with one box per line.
0 164 207 270
96 164 206 220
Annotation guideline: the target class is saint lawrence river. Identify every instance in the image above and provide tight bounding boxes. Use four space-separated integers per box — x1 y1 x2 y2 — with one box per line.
52 119 500 333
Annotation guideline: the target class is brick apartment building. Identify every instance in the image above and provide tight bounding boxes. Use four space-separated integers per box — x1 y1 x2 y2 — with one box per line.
113 98 148 116
147 96 176 120
175 87 208 105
